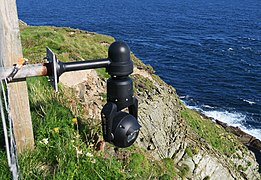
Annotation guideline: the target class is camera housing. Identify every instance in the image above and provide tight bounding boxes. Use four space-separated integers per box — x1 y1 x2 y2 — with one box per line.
101 41 141 148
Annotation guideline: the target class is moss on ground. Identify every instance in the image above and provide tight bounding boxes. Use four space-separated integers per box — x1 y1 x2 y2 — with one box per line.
132 74 157 94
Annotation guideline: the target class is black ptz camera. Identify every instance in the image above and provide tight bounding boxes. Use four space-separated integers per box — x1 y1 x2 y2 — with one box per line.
101 42 141 148
46 41 141 148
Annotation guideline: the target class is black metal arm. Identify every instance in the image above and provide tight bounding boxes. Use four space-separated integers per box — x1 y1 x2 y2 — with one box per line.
62 58 111 72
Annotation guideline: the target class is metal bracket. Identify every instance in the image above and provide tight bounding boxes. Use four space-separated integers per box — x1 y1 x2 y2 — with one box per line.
46 47 59 92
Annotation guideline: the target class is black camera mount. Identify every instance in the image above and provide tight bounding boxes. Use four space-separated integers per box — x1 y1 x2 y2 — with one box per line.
46 41 141 148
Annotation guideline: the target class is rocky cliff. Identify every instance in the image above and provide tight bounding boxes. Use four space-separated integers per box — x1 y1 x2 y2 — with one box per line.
60 66 260 179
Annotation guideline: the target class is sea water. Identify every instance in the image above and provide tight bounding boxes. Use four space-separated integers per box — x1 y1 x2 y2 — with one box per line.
17 0 261 140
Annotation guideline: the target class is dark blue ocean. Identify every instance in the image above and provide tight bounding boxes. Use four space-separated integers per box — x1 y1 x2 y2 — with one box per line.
17 0 261 140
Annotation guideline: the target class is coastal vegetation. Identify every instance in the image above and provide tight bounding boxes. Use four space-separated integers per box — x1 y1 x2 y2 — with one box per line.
0 23 259 179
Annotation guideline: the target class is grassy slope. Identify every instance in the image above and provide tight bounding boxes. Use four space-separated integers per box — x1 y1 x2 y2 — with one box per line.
0 24 250 179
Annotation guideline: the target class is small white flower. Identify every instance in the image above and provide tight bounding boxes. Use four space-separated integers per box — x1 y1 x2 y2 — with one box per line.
75 134 80 139
40 138 49 145
73 145 83 157
76 148 83 155
86 152 93 158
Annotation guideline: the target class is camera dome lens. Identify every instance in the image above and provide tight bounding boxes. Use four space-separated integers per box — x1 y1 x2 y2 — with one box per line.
112 112 141 148
127 129 139 143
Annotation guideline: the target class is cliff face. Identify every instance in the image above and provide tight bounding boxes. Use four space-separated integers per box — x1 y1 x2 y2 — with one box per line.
60 66 260 179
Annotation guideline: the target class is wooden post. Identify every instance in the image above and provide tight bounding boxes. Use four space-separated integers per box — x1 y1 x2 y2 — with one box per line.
0 0 34 152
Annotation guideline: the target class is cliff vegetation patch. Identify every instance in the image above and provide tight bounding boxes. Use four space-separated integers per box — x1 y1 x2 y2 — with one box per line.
181 108 246 157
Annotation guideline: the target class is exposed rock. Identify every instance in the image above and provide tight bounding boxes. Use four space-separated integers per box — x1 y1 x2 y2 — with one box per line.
60 69 105 120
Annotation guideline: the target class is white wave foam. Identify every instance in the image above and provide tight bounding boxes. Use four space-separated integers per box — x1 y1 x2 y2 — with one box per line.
242 46 252 50
181 100 261 140
203 110 246 125
243 99 256 105
228 47 233 51
202 105 215 109
186 105 201 111
203 110 261 140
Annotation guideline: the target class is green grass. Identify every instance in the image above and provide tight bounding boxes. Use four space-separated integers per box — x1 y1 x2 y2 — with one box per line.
132 74 157 94
20 25 114 63
0 151 11 179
